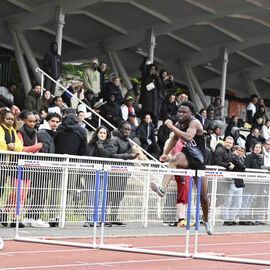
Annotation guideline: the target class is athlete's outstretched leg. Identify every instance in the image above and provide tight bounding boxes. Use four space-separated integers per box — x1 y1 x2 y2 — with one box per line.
151 153 188 197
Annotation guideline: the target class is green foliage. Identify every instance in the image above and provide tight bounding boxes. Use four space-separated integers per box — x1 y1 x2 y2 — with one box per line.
129 77 141 88
61 64 84 79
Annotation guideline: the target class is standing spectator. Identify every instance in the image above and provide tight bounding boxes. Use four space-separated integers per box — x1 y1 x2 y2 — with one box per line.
61 82 83 107
161 94 178 122
109 122 140 226
205 109 215 130
24 112 61 228
159 69 174 96
263 139 270 167
24 84 42 113
195 109 207 129
103 76 123 105
136 114 160 159
48 96 63 116
253 105 266 123
55 110 88 156
121 96 137 125
241 143 264 225
83 58 100 105
0 82 16 103
100 92 123 131
98 61 107 92
208 97 223 120
43 42 62 94
251 115 264 131
77 111 86 128
0 109 23 227
222 146 246 226
246 94 258 124
225 116 238 137
261 120 270 140
41 90 53 117
246 128 265 152
139 64 162 128
209 126 223 152
84 126 116 227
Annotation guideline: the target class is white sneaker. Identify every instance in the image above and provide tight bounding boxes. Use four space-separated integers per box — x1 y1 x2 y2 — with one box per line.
23 218 34 226
0 236 4 250
30 219 50 228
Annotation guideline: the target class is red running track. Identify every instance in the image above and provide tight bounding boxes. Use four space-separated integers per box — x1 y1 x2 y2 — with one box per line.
1 233 270 269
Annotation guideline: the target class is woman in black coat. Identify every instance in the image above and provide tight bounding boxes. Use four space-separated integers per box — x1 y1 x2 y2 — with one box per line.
84 126 116 227
139 64 162 127
136 114 160 159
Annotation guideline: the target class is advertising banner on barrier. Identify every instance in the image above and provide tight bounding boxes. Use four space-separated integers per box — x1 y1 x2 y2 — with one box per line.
197 170 270 179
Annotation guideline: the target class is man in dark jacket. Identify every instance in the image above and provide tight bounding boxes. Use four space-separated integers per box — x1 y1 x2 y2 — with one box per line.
25 112 61 228
246 128 265 152
136 114 160 159
43 42 62 94
24 84 42 113
54 110 88 156
108 122 139 226
100 92 123 131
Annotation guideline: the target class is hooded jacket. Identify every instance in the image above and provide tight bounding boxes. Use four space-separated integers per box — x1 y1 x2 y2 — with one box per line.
55 114 88 155
37 120 57 153
24 89 42 112
83 58 100 97
0 123 23 152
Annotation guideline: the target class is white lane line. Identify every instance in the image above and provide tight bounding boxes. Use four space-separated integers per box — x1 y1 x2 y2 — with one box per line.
230 252 270 257
1 240 270 256
0 257 189 270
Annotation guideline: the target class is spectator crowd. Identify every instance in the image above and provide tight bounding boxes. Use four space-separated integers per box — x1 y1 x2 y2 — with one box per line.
0 44 270 228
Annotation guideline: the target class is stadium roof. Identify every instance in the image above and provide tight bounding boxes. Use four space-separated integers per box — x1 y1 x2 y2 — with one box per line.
2 0 270 98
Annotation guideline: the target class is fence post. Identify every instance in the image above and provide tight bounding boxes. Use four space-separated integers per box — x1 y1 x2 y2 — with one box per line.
59 158 69 228
267 181 270 224
210 169 218 227
142 164 151 228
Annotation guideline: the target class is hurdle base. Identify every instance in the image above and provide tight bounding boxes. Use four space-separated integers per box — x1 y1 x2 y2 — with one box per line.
100 244 192 258
15 235 98 249
193 254 270 266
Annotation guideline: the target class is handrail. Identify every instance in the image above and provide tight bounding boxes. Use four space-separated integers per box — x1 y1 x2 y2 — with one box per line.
36 67 164 165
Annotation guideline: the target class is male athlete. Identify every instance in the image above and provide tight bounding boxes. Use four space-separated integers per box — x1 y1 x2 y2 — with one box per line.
151 101 212 235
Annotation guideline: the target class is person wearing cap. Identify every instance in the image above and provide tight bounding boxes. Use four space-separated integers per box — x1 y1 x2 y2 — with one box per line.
83 58 101 104
121 95 138 126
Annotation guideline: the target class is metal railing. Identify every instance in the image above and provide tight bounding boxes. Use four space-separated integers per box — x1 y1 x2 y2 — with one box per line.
1 150 270 228
36 67 162 163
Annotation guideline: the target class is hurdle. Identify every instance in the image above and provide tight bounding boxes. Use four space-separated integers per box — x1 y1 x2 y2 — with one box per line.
15 159 103 249
99 165 195 258
193 169 270 266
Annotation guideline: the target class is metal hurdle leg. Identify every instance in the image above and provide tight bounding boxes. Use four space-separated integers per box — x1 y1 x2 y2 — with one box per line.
194 176 201 255
99 167 193 258
15 165 22 238
92 170 100 248
184 176 193 257
100 171 107 246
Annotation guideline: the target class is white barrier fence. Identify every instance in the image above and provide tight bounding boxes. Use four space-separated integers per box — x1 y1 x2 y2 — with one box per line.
0 151 270 228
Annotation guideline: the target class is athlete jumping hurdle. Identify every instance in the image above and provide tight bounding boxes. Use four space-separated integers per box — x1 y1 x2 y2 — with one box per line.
151 101 212 235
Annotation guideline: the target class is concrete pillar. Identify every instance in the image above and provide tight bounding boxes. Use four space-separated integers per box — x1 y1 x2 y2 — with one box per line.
183 65 200 112
55 5 65 55
148 28 156 63
220 47 229 120
8 23 32 95
54 5 65 95
186 66 208 108
111 51 133 90
17 30 41 84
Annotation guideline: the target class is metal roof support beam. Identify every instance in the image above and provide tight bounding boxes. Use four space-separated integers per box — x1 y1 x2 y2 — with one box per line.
110 51 133 91
167 33 202 52
6 0 34 13
185 66 208 108
16 30 41 84
148 28 156 64
8 23 31 95
235 51 264 67
220 47 229 120
183 65 201 112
